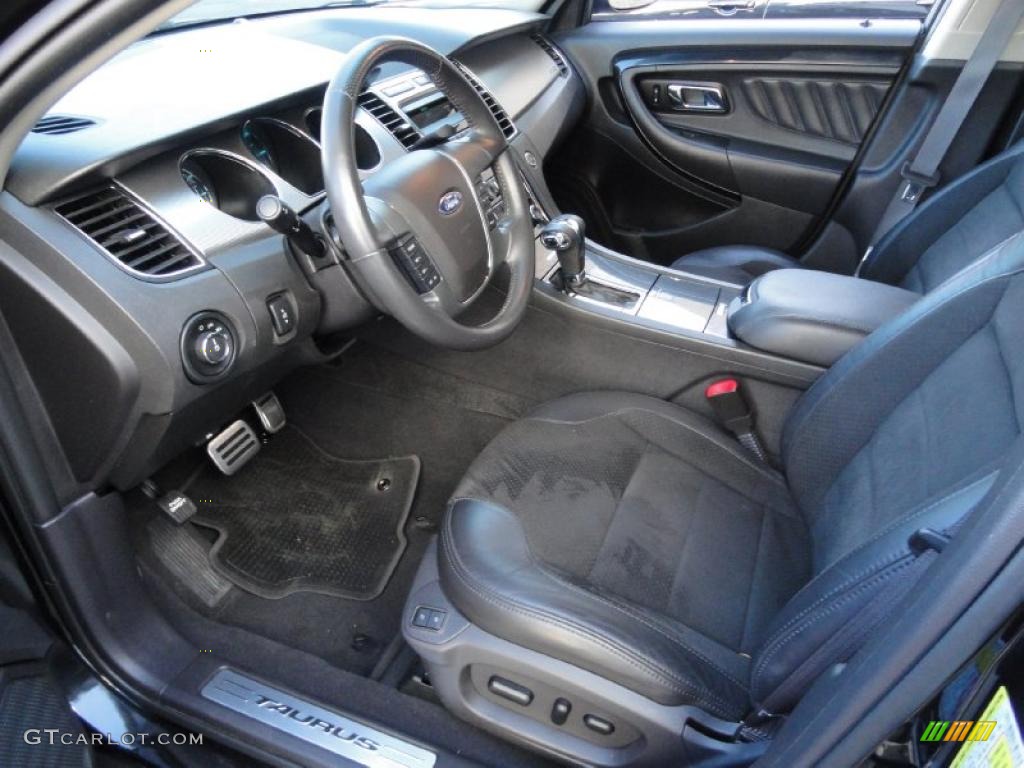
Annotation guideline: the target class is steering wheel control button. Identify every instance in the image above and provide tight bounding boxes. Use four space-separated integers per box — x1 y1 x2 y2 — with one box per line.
551 698 572 726
583 714 615 736
475 168 505 229
266 293 296 336
487 676 534 707
391 236 441 293
180 311 238 383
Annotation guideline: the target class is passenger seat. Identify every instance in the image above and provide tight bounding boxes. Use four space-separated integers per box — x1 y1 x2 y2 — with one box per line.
671 142 1024 291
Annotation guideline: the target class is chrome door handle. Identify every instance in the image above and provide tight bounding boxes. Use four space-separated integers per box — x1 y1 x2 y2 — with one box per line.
666 83 727 113
707 0 755 14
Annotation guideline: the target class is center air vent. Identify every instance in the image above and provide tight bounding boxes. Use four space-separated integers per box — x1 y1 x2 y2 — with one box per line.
358 92 420 149
55 187 205 280
32 115 96 135
452 61 516 139
531 34 570 77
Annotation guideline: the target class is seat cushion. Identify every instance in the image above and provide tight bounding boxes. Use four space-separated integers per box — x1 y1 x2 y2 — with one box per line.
670 245 802 286
439 392 811 718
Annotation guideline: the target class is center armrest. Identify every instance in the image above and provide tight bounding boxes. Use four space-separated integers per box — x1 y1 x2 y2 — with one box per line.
728 270 919 366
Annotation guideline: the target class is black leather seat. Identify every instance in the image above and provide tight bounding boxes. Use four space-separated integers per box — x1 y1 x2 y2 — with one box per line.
671 142 1024 290
439 229 1024 724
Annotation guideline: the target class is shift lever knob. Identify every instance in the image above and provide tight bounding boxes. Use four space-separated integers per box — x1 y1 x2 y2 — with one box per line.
540 214 585 288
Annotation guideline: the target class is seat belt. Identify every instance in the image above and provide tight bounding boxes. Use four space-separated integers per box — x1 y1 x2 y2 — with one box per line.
861 0 1024 266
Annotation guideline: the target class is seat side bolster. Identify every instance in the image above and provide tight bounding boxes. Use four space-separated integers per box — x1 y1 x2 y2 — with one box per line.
750 471 999 713
439 497 749 718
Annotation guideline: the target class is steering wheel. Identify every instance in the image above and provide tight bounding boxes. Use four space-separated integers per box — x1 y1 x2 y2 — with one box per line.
320 37 534 350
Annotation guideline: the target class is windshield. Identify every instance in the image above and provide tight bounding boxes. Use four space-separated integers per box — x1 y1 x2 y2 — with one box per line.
161 0 545 30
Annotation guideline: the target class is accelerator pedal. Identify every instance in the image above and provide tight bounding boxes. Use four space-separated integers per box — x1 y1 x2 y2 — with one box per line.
207 419 260 476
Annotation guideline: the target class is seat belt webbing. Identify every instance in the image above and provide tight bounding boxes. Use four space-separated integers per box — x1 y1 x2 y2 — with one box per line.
864 0 1024 257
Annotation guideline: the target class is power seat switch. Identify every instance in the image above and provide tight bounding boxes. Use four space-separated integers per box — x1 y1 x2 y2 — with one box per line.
411 605 447 631
551 698 572 725
487 676 534 707
584 714 615 736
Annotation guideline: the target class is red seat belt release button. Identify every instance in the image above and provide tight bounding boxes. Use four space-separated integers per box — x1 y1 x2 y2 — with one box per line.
705 378 769 463
705 378 753 434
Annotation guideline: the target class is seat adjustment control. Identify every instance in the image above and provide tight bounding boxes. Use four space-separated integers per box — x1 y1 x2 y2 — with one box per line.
551 697 572 725
411 605 447 631
583 714 615 736
487 676 533 707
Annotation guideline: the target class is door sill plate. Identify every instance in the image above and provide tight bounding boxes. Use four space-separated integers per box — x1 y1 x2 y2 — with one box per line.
201 668 436 768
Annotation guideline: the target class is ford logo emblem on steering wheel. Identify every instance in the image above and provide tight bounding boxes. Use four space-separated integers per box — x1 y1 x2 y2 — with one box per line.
438 189 463 216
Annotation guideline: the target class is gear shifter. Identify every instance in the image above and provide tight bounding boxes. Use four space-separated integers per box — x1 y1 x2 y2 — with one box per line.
540 214 586 291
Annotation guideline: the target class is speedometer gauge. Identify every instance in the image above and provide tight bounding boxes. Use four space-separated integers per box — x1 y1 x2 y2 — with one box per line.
181 164 217 206
241 121 276 171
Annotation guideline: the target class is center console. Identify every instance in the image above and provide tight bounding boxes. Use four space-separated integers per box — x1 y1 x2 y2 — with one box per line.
530 214 920 381
535 217 739 340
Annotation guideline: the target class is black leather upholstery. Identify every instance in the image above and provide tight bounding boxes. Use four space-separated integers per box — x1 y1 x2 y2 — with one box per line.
441 392 802 717
439 230 1024 720
671 141 1024 289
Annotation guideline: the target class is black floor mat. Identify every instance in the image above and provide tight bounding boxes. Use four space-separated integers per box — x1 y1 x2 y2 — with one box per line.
188 426 419 600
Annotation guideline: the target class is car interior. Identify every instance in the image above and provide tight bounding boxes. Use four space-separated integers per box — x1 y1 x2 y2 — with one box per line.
2 0 1024 766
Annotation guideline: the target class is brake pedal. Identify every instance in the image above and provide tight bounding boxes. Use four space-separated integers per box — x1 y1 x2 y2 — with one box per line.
253 391 286 434
207 419 260 475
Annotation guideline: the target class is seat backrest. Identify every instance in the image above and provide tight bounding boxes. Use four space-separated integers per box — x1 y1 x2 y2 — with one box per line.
861 142 1024 293
750 230 1024 714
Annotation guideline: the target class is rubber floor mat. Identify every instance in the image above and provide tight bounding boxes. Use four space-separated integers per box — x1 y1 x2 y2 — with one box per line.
189 426 420 600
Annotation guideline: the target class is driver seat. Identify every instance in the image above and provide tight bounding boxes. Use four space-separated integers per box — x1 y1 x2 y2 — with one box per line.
413 228 1024 764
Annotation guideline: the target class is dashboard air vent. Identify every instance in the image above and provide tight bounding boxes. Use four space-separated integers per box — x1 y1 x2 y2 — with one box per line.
32 114 96 135
55 187 205 280
452 61 516 139
358 91 419 149
531 34 569 77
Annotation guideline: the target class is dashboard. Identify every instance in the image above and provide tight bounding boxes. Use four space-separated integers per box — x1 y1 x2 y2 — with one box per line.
0 7 584 500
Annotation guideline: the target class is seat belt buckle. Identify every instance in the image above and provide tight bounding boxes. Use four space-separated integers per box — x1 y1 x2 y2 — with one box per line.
706 378 772 464
705 378 754 435
899 162 940 204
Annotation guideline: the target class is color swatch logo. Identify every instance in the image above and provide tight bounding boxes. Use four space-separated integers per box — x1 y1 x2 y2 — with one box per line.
921 721 997 743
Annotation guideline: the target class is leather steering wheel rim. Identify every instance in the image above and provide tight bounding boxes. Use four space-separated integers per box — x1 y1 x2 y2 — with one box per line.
321 36 534 350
